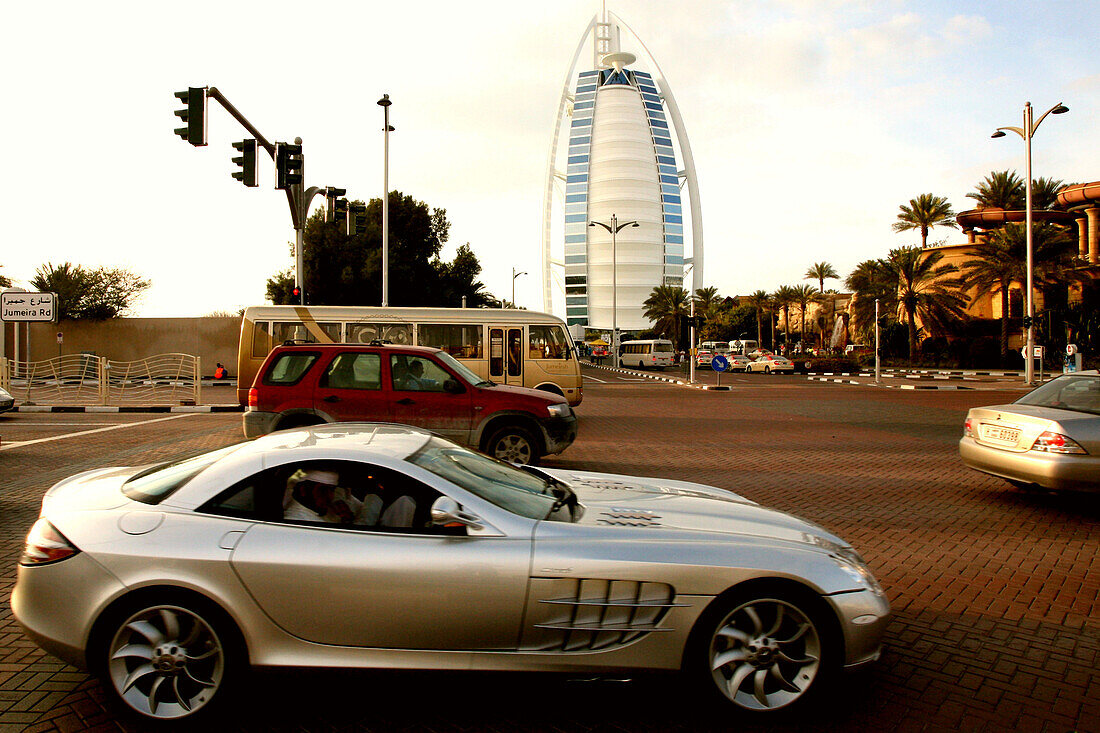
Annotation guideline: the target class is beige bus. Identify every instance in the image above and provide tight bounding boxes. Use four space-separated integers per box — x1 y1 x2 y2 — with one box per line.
237 306 583 407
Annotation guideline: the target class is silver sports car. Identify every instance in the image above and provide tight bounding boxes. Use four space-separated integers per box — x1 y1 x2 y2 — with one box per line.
14 424 888 723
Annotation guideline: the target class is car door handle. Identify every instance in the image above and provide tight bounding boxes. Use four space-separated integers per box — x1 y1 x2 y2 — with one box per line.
323 395 341 403
396 398 415 405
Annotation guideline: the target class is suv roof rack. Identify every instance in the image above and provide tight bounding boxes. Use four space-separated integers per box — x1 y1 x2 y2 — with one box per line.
281 339 314 346
368 339 393 346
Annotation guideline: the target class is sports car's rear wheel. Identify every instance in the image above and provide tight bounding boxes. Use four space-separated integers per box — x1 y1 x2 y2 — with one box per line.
703 595 825 712
104 601 237 721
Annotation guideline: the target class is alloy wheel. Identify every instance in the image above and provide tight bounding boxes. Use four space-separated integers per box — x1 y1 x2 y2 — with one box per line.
708 598 821 710
107 604 224 719
494 434 533 464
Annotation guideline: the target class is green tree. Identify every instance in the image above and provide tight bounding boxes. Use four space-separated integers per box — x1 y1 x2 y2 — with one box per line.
892 194 957 248
885 247 969 362
746 289 772 347
692 286 722 319
1031 177 1066 211
700 304 756 342
804 261 838 293
845 259 896 343
772 285 797 348
642 285 691 346
791 283 823 344
265 191 495 307
31 262 150 320
967 170 1025 210
959 222 1078 362
0 265 11 288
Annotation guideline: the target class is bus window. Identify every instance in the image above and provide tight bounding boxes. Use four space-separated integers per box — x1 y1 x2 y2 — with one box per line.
489 329 504 377
507 329 523 377
251 321 272 357
418 324 483 358
348 323 412 345
272 321 340 345
529 325 570 359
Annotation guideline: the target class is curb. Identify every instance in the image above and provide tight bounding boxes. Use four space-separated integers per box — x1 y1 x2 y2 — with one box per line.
586 363 734 390
9 405 245 413
806 376 971 390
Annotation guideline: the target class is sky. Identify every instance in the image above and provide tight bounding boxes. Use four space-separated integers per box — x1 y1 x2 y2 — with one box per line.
2 0 1098 318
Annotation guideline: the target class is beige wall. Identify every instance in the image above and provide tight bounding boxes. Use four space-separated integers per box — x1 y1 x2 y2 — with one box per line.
9 317 241 377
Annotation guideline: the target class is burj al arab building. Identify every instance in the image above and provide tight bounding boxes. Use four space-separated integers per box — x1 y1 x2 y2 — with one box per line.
542 10 703 331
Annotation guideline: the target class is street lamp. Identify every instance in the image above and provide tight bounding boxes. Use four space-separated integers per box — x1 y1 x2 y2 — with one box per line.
991 101 1069 385
511 268 527 308
377 93 394 307
589 214 639 366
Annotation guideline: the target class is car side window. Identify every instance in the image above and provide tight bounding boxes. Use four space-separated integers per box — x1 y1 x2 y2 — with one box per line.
263 352 319 386
390 355 450 393
320 353 381 390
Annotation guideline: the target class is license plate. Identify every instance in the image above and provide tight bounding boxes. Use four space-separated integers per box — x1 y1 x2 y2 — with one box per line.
981 424 1020 445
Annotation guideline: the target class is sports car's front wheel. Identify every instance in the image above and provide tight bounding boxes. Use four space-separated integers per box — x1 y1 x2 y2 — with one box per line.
103 600 240 722
699 594 827 712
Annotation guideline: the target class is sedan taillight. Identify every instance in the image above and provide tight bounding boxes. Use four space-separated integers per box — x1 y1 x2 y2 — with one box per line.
20 519 80 566
1030 431 1087 455
248 387 258 408
963 418 975 438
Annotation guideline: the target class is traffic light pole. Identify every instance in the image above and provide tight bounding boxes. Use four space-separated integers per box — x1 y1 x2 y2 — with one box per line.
204 87 326 304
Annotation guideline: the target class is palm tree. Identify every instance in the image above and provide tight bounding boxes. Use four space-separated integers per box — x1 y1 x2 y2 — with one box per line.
885 246 969 362
642 285 691 346
746 289 771 347
845 259 895 343
693 286 722 320
772 285 797 351
892 194 957 248
959 222 1078 362
804 261 839 293
1031 177 1066 211
791 284 823 346
967 170 1025 210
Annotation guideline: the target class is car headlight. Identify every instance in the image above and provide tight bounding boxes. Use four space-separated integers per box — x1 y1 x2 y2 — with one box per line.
547 404 572 418
832 548 885 597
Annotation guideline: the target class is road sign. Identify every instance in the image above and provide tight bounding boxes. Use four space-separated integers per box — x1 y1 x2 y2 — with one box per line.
1 291 56 322
1067 343 1078 356
712 355 729 372
1033 346 1045 358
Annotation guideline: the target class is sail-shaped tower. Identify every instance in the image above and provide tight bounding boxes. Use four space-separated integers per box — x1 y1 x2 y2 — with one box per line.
542 11 703 331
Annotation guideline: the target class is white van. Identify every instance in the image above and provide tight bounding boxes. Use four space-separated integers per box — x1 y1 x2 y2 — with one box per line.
729 339 759 355
700 340 731 355
620 339 676 369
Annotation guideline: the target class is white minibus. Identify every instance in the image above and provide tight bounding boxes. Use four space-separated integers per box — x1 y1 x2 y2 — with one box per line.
619 339 676 369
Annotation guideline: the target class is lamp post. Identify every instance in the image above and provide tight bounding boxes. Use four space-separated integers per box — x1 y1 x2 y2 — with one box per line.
377 93 394 307
511 268 527 308
992 101 1069 385
589 214 639 367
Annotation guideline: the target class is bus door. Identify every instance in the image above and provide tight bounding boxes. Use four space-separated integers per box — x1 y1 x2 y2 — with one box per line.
488 327 524 386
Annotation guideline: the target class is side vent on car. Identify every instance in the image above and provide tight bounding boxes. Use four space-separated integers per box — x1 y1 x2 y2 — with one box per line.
522 578 685 651
597 508 662 527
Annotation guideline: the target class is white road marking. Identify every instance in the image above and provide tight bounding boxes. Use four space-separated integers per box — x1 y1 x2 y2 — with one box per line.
0 414 198 451
583 375 608 383
6 422 116 426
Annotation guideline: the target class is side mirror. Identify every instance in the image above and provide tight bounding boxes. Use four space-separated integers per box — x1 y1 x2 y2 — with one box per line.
430 496 484 529
443 378 465 394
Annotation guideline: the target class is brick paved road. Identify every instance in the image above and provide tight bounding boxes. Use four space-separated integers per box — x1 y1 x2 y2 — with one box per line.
1 375 1097 732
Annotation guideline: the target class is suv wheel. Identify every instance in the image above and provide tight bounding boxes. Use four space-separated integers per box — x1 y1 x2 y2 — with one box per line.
486 425 540 466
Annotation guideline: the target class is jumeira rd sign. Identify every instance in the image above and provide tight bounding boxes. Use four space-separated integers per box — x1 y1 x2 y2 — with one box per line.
1 292 57 322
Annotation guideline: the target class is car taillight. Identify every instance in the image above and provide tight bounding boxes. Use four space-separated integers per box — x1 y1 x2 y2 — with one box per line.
963 418 974 438
20 519 80 566
248 387 258 408
1030 431 1087 455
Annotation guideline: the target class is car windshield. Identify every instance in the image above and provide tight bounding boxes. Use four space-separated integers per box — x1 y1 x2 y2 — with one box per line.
1015 374 1100 416
122 444 244 504
407 437 576 521
435 351 492 386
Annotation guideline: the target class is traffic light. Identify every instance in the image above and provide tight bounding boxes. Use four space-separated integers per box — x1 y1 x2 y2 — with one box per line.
230 139 258 187
275 142 303 189
173 87 207 146
1022 315 1033 329
325 188 347 221
291 285 302 302
332 198 348 227
348 203 367 235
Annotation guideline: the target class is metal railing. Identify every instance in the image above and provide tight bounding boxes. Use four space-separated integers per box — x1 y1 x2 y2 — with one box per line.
0 354 201 405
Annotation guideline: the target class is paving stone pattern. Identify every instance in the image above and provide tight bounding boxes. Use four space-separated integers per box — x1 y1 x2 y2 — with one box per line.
0 379 1097 732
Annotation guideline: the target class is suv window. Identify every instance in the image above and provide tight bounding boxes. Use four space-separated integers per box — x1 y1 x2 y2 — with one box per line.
390 354 451 393
320 353 382 390
263 352 319 385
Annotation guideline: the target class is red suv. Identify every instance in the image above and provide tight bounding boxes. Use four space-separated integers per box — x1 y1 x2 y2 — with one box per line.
244 343 577 465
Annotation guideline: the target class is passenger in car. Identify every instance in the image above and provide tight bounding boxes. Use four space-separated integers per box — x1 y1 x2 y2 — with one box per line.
284 469 360 524
355 476 418 528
